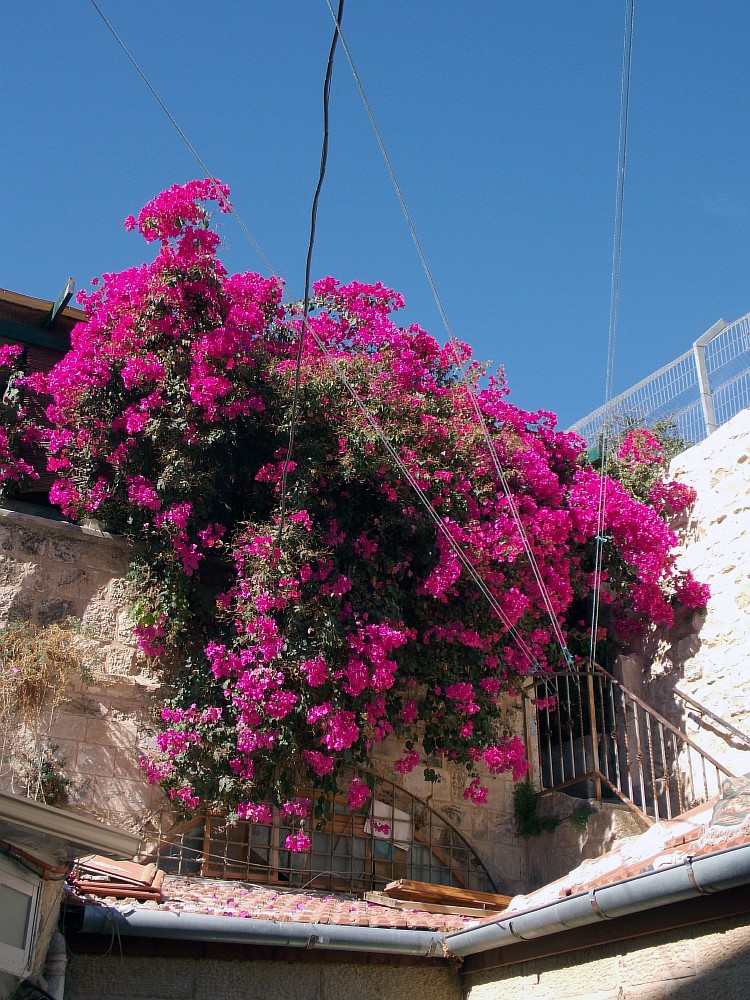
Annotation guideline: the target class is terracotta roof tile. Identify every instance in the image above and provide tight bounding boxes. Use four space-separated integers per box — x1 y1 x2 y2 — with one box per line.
67 875 480 934
68 778 750 939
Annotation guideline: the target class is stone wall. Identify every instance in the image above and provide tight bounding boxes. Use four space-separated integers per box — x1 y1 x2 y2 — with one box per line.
64 910 750 999
523 795 647 892
628 408 750 781
65 955 460 1000
0 507 165 836
463 911 750 999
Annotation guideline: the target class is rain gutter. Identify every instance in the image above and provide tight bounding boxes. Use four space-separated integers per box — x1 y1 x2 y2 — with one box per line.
444 841 750 958
80 905 446 958
78 842 750 961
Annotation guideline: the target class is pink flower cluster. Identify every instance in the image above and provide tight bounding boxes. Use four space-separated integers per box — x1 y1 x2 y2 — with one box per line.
0 345 41 495
125 178 232 242
617 428 663 465
33 179 709 832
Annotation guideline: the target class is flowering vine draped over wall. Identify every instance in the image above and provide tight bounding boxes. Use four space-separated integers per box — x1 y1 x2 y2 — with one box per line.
10 180 709 846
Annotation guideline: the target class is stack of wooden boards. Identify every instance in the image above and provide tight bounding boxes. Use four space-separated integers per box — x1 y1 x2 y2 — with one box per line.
67 854 165 902
365 878 512 917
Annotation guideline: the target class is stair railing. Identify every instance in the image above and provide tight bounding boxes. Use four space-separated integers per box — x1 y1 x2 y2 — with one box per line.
530 665 737 824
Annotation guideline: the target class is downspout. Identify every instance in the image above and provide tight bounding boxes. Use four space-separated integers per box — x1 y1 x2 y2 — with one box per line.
445 841 750 958
44 931 67 1000
80 905 446 958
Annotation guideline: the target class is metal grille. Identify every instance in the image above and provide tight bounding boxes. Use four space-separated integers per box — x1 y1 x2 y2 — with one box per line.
569 313 750 449
152 772 498 894
533 666 735 823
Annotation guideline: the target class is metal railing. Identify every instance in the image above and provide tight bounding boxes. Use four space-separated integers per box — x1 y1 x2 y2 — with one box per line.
152 771 499 894
532 665 736 823
569 313 750 449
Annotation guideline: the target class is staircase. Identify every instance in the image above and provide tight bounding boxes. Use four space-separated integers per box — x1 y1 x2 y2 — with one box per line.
530 664 750 824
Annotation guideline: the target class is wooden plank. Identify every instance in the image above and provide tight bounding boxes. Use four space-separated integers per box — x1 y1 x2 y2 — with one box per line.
382 878 512 910
74 855 158 887
364 891 497 918
71 882 163 902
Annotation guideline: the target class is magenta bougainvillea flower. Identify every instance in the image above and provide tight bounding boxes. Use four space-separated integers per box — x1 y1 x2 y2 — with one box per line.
20 179 708 846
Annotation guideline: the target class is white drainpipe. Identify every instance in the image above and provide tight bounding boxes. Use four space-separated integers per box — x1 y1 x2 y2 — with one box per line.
44 931 67 1000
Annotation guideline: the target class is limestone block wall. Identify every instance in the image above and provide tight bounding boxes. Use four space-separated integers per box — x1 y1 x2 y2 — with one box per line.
64 911 750 999
0 507 165 836
523 795 647 892
637 408 750 780
65 955 460 1000
463 910 750 999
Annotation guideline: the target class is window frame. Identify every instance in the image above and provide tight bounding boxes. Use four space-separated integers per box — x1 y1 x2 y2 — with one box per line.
0 854 41 978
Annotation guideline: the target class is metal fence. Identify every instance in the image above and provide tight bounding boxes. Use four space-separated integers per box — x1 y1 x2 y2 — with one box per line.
569 313 750 448
532 665 735 822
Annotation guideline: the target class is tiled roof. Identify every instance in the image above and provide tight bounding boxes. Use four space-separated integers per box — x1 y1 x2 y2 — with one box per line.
499 773 750 920
65 875 481 934
67 776 750 946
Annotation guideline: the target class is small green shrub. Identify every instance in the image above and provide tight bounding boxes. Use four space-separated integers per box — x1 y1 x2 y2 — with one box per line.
513 780 559 838
570 802 597 832
21 742 71 805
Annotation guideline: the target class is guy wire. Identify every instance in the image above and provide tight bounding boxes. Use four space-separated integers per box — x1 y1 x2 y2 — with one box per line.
590 0 636 672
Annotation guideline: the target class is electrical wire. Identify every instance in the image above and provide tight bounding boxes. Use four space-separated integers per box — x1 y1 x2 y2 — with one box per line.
277 0 346 545
323 0 573 664
589 0 636 671
303 324 541 670
88 0 276 277
88 0 549 672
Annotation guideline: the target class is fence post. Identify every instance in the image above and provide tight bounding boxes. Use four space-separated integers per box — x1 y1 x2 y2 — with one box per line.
693 319 727 436
585 667 603 804
523 679 540 790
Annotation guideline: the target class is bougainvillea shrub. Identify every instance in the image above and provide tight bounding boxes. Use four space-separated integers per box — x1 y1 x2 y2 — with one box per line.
28 180 708 842
0 344 43 499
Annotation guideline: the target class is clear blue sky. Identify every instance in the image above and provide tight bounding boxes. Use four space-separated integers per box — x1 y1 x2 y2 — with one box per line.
2 2 748 429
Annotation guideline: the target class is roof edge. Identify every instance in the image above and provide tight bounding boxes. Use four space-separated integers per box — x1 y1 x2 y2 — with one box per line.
80 905 446 958
445 839 750 958
0 286 86 323
0 791 141 860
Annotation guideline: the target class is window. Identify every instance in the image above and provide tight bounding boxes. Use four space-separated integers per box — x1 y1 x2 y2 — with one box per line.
155 777 498 894
0 855 40 978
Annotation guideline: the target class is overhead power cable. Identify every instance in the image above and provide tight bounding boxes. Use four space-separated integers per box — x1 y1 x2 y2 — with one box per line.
323 0 573 664
88 0 276 277
277 0 346 545
589 0 636 672
88 1 541 672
